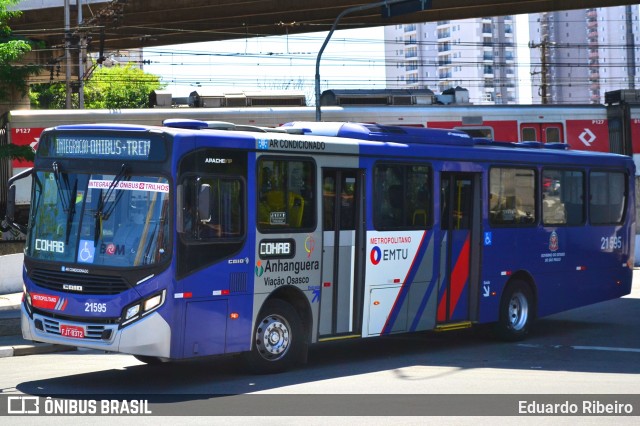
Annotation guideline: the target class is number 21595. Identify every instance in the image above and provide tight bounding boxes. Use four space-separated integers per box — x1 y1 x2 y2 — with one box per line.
601 236 622 250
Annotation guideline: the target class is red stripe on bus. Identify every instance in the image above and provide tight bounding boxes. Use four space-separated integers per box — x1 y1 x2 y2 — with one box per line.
436 234 470 321
448 235 470 315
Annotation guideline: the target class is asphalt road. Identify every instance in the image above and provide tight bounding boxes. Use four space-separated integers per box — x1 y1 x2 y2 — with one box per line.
0 274 639 424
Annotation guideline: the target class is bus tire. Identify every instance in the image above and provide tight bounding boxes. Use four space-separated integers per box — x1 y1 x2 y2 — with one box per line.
133 355 164 365
244 299 304 374
494 280 534 341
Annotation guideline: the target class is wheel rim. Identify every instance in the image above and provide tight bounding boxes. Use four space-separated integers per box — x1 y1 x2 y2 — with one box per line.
255 313 291 361
507 291 529 331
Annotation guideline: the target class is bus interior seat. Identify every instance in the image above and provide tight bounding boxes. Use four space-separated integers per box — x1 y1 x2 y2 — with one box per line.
260 191 305 227
413 209 427 225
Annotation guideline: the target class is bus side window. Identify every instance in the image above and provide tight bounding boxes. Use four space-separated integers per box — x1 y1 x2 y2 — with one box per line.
590 171 626 225
374 163 431 230
489 167 536 226
179 176 244 240
258 158 315 232
543 169 584 226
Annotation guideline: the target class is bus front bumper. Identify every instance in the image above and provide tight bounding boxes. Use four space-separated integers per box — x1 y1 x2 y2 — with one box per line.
21 305 171 358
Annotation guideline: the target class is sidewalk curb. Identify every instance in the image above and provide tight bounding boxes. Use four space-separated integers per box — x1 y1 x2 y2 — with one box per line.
0 343 77 358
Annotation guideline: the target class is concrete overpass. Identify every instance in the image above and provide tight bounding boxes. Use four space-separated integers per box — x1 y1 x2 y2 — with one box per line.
12 0 640 51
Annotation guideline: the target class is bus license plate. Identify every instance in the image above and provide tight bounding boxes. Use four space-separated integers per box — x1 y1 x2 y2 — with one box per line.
60 324 85 339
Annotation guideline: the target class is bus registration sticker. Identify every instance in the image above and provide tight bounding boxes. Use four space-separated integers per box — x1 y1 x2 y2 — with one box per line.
60 324 85 339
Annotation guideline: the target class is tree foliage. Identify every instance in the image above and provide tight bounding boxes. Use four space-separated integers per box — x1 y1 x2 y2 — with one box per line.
0 142 34 162
1 0 41 163
31 64 165 109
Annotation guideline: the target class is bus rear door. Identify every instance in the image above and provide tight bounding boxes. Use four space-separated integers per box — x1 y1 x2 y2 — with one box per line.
438 172 482 325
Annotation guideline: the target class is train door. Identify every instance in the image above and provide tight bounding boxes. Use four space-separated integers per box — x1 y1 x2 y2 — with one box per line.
520 123 564 143
318 169 365 337
437 172 482 324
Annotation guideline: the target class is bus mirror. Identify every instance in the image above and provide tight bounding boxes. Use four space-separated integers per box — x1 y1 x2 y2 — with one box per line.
2 184 27 235
198 183 211 223
6 185 16 223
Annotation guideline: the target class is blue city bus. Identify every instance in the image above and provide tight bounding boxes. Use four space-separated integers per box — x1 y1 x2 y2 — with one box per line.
4 120 635 372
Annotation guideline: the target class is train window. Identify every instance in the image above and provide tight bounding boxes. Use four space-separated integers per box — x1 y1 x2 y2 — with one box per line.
489 167 536 226
545 127 561 142
542 169 584 226
455 127 493 139
521 127 537 141
589 171 626 225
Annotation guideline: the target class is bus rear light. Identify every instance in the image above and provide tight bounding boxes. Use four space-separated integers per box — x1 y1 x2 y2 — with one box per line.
230 312 239 320
393 278 400 283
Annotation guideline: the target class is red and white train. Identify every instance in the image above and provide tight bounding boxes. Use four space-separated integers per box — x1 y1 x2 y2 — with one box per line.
2 88 640 249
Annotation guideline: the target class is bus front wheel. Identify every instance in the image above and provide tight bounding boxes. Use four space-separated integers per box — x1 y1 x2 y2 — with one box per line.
133 355 164 365
494 280 534 341
244 299 304 374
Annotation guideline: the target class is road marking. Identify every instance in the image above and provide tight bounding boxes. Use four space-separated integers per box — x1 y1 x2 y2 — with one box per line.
571 345 640 353
517 343 640 353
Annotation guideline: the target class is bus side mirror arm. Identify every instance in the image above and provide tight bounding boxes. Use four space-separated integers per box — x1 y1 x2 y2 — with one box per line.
3 167 33 235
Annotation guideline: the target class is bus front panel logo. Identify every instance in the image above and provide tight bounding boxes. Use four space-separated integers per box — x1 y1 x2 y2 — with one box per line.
370 246 382 265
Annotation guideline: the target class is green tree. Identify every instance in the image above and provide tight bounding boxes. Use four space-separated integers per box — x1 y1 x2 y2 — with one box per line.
31 64 165 109
0 0 39 162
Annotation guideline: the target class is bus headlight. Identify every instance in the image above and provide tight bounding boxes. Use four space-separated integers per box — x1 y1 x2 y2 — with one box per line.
144 294 163 311
125 304 140 321
120 290 166 328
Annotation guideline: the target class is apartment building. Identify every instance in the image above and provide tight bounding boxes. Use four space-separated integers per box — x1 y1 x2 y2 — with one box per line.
529 6 640 104
384 17 518 104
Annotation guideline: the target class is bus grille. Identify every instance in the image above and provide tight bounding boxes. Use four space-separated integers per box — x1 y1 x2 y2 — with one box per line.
30 268 132 295
229 272 247 293
33 313 117 342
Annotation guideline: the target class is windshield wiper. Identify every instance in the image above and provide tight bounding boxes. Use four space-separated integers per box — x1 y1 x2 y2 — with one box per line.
52 162 72 213
94 164 129 246
65 179 78 244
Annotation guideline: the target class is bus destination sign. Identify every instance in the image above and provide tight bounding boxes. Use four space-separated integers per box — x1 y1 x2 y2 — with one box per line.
52 136 152 160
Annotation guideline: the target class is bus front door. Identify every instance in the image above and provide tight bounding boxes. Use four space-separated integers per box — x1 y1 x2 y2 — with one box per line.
438 172 481 324
318 169 365 338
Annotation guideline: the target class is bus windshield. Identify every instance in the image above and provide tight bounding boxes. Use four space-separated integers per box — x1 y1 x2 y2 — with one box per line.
26 170 170 267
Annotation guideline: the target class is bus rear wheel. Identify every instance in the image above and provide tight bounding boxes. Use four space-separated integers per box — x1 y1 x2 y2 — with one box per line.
494 280 534 341
244 299 304 374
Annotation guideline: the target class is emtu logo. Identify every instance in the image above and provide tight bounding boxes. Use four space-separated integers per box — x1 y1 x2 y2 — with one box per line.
370 246 382 265
255 260 264 277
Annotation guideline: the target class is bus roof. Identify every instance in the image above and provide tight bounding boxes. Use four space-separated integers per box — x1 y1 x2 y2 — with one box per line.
42 121 635 170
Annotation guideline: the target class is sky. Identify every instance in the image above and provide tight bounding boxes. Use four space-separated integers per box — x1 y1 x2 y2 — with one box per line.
143 14 532 104
143 26 388 101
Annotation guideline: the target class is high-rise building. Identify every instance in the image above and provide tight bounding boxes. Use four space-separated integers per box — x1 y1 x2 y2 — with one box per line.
529 6 640 104
384 17 518 104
